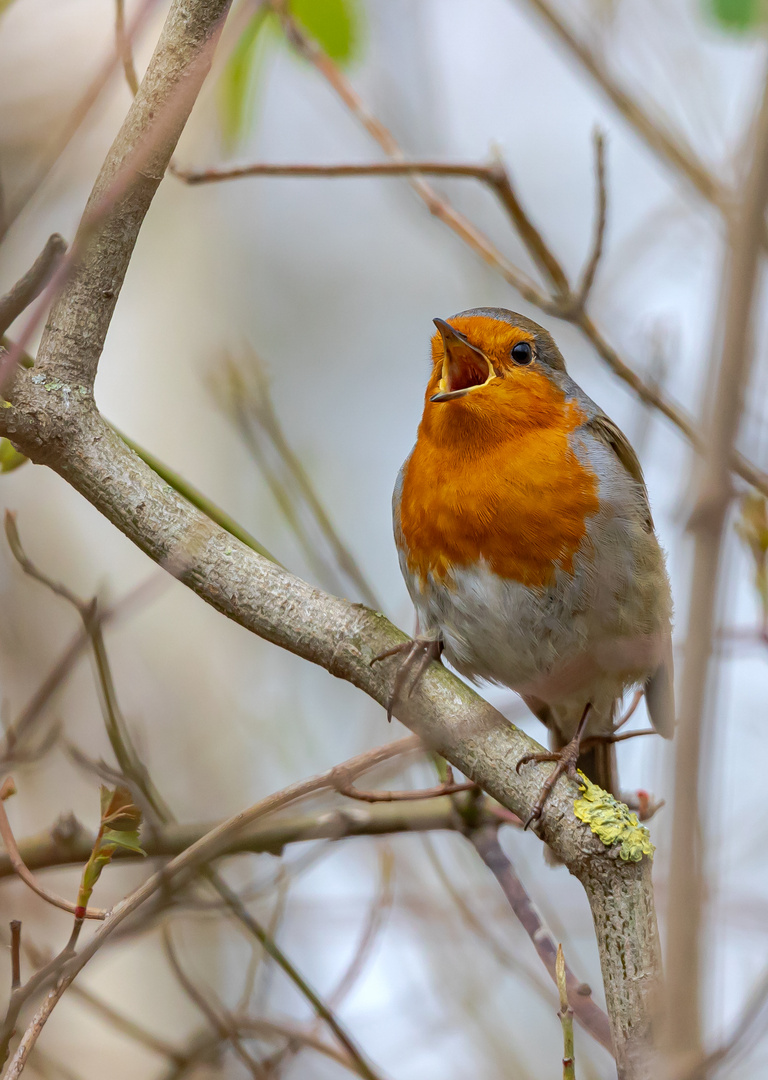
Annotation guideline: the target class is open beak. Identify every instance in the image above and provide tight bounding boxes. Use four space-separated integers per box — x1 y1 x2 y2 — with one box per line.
430 318 495 402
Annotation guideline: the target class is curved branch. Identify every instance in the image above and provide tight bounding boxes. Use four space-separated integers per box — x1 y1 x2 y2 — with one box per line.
1 385 661 1078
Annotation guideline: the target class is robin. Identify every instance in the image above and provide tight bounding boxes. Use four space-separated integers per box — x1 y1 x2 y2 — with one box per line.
378 308 674 827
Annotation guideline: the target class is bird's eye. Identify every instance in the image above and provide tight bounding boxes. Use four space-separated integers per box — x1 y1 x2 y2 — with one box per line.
511 341 533 365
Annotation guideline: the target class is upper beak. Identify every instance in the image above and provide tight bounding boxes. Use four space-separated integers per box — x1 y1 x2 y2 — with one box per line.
430 318 495 403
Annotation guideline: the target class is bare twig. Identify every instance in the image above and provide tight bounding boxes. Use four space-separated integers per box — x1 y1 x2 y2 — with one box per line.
9 923 20 993
172 159 497 183
516 0 724 208
200 868 383 1080
0 738 418 1072
213 354 374 603
0 237 67 337
557 944 576 1080
176 16 768 500
115 0 140 95
575 130 607 307
1 572 163 764
0 795 475 881
0 0 159 239
665 65 768 1071
469 825 613 1054
162 925 267 1079
333 773 476 803
69 984 183 1064
0 787 106 920
3 983 73 1080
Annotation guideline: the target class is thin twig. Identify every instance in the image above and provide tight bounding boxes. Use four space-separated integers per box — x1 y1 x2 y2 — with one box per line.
3 983 73 1080
0 737 418 1072
115 0 140 95
172 160 496 183
517 0 724 208
556 944 576 1080
0 795 476 881
334 778 476 803
0 788 106 920
575 130 607 307
273 10 549 309
0 237 67 337
162 925 267 1079
184 12 768 500
200 868 383 1080
0 572 163 764
9 923 20 993
0 0 159 239
469 825 613 1054
214 353 378 605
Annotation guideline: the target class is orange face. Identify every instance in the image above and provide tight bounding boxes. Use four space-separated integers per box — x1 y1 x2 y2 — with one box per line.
398 314 600 588
421 315 563 447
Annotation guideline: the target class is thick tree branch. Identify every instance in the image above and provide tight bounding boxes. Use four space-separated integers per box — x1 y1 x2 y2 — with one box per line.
0 389 661 1078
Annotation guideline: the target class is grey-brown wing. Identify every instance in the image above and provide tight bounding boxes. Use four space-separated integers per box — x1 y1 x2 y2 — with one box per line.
588 414 675 736
586 413 653 531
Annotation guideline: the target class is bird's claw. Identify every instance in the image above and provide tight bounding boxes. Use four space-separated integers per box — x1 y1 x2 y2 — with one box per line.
515 746 581 830
370 636 443 722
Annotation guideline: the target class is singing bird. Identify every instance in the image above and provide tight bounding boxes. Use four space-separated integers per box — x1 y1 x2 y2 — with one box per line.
382 309 674 825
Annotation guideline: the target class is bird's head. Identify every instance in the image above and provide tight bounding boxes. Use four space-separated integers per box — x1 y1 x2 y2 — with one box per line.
422 308 571 444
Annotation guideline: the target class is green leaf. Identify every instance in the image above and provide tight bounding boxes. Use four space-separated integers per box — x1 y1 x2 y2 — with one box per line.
290 0 361 64
101 829 146 856
218 7 275 149
0 439 27 474
707 0 766 30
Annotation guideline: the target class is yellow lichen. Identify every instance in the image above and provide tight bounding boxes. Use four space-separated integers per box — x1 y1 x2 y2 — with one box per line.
573 774 654 862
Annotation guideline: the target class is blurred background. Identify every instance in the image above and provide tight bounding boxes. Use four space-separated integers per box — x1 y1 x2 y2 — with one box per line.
1 0 768 1076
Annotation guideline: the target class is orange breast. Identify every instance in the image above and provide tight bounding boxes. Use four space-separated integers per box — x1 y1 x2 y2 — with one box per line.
398 376 599 589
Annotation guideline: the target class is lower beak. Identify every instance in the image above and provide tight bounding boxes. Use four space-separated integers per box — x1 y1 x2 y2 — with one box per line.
430 318 494 402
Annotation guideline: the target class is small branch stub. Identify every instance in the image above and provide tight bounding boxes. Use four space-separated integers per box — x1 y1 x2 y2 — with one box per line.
557 943 576 1080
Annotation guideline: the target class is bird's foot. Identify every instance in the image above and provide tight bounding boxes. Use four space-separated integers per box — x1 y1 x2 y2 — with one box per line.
516 703 592 829
515 743 582 829
370 636 443 722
